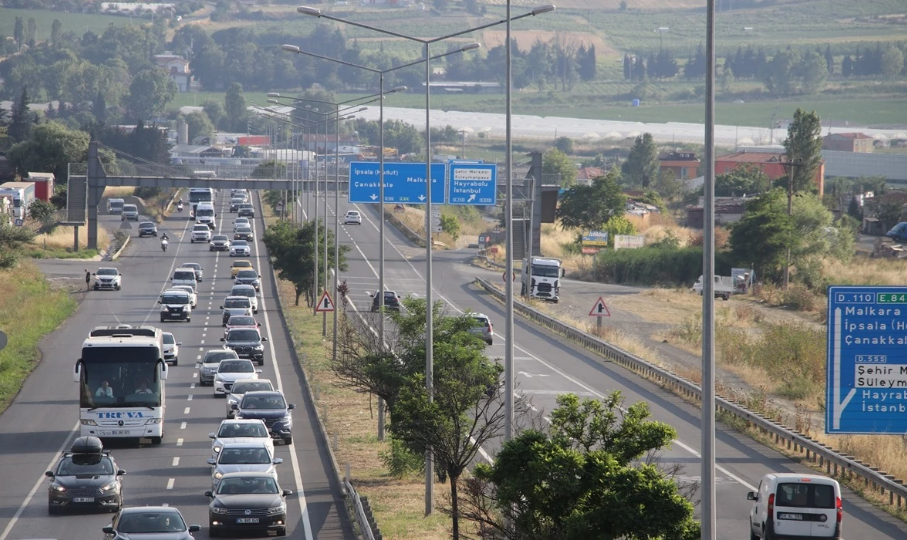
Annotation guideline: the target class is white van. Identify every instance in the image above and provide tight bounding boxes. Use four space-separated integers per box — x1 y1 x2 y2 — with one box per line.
107 198 125 215
195 202 216 229
748 473 842 539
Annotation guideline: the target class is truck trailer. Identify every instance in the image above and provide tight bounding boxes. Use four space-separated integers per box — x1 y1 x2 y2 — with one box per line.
0 181 36 220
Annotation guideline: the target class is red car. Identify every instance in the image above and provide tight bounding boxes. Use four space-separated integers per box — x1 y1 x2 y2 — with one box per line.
224 315 261 337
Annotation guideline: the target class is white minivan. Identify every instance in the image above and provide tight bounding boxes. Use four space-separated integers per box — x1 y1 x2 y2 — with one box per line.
748 473 842 539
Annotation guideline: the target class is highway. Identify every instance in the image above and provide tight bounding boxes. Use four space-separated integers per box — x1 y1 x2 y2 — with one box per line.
313 193 907 540
0 191 353 539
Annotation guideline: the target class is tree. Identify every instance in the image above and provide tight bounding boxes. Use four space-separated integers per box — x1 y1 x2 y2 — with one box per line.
13 16 24 50
0 224 35 268
714 164 771 196
557 168 626 232
6 123 91 185
554 136 574 155
730 189 793 281
800 51 828 94
542 148 577 187
183 111 215 143
842 55 853 77
124 68 177 121
390 298 506 539
26 18 37 48
460 392 700 540
877 200 903 232
880 46 904 80
763 49 797 95
602 215 637 247
51 19 63 48
8 86 34 142
224 82 248 132
621 133 660 188
92 90 107 125
824 45 834 75
783 108 823 193
261 219 348 306
251 160 286 179
201 100 226 130
29 199 56 228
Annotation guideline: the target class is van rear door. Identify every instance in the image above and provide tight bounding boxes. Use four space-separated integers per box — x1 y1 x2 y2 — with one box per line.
772 481 835 538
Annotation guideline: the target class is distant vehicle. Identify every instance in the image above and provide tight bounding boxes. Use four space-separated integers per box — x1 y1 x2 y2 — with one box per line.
205 473 290 537
208 418 274 456
231 260 254 277
207 441 280 491
692 275 734 300
170 285 198 307
171 268 198 289
232 390 295 445
238 203 255 218
192 170 217 178
210 235 231 252
195 202 216 229
234 225 254 241
121 204 139 221
221 296 253 326
230 197 245 212
92 268 122 291
107 198 125 215
221 328 267 365
230 284 259 313
747 473 842 539
885 222 907 243
103 506 200 539
138 221 158 237
225 315 260 336
370 290 401 312
198 349 240 386
344 211 362 225
234 269 261 291
47 436 125 514
233 217 251 232
230 241 251 257
469 313 494 345
191 224 212 242
224 379 274 418
180 262 204 281
159 289 193 322
162 332 181 365
214 359 261 397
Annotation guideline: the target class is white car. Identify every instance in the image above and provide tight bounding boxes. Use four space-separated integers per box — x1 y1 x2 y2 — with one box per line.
190 224 212 242
748 473 842 539
230 284 259 314
208 418 275 457
92 267 122 291
170 285 198 307
162 332 182 365
159 289 192 322
214 358 260 397
225 378 275 418
233 217 250 232
343 210 362 225
206 441 280 490
230 240 251 257
199 349 239 386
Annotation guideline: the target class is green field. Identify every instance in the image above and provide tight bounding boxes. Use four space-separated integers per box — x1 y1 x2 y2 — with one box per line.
0 7 132 39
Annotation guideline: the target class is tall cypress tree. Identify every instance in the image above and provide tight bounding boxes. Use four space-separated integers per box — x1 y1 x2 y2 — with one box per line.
824 45 834 75
8 86 34 142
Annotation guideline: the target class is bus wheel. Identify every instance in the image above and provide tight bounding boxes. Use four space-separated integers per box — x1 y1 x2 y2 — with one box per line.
151 436 162 445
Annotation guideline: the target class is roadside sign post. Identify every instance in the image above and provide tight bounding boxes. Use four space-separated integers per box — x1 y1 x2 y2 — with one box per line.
589 296 611 333
827 286 907 434
348 161 446 204
448 163 497 206
315 291 336 313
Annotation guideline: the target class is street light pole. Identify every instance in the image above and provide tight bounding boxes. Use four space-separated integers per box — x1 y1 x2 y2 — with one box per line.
504 0 514 444
782 157 801 292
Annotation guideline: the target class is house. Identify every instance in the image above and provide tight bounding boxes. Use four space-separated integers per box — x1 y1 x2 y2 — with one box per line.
154 54 191 92
823 132 874 153
686 197 748 229
658 150 700 180
575 166 603 185
715 150 825 197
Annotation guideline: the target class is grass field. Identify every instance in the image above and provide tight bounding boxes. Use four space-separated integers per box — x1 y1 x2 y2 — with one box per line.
0 8 130 39
0 261 77 413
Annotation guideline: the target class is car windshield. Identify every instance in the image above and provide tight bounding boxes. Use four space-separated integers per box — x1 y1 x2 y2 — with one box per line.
216 477 279 495
228 330 260 342
174 271 195 280
204 351 236 364
173 286 194 294
193 226 208 232
97 269 117 276
232 241 248 247
116 511 186 534
162 294 188 304
213 235 228 241
163 334 174 344
232 381 272 394
139 223 154 228
240 204 253 209
233 262 251 268
235 219 249 225
182 264 200 270
56 455 114 476
241 395 286 410
218 447 271 464
197 209 214 217
237 271 257 278
225 298 251 308
237 227 251 233
220 360 254 373
123 205 137 211
229 317 256 326
218 422 268 438
232 288 254 298
231 197 244 202
531 264 560 278
347 212 359 217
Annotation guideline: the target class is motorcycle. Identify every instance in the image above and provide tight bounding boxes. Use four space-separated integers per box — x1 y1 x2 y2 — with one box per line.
161 238 168 252
177 201 183 212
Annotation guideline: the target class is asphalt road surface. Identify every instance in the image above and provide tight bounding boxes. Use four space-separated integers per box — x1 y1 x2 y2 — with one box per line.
312 192 907 540
0 191 353 540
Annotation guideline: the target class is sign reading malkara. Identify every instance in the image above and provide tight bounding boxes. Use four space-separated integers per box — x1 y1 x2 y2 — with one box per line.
826 286 907 434
614 235 646 250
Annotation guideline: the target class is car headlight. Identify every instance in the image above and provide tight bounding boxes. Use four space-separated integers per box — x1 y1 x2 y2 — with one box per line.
52 484 66 492
100 481 118 492
211 506 229 515
267 505 286 515
145 418 162 425
81 419 97 426
213 445 222 453
213 471 224 480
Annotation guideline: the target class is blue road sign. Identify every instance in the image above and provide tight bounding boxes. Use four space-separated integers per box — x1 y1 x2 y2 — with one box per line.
348 161 446 204
448 163 497 206
826 286 907 434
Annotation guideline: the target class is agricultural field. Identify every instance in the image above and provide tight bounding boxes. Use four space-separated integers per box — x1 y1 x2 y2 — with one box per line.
0 7 130 38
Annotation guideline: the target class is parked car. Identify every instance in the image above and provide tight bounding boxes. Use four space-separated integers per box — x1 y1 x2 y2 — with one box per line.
692 275 734 300
138 221 158 237
747 473 842 540
93 268 122 291
205 473 290 538
232 391 295 445
886 222 907 243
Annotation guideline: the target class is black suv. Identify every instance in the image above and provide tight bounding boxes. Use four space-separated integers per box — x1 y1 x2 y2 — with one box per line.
47 436 125 514
232 391 295 445
138 222 158 237
238 203 255 218
371 291 401 312
221 328 267 365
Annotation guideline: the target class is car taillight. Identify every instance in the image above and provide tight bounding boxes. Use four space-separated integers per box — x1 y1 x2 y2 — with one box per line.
486 322 492 331
836 496 842 522
767 493 774 521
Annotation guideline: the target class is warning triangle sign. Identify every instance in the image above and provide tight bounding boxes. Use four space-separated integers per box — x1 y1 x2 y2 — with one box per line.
315 291 335 313
589 296 611 317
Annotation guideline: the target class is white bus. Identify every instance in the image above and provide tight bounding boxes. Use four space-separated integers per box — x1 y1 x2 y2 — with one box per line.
73 326 169 444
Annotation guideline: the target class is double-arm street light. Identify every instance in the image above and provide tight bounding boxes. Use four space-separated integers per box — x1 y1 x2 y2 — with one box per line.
281 42 479 441
296 3 555 515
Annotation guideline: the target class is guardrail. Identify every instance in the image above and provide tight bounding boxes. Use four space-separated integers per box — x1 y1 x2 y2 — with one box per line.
345 479 381 540
475 277 907 509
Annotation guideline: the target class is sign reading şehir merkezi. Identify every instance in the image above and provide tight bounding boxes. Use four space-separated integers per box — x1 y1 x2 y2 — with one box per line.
826 286 907 434
348 161 446 204
448 163 497 206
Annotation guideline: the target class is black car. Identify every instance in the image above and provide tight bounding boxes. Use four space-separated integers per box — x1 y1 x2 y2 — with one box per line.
233 391 295 444
103 506 201 539
138 222 158 237
234 269 261 291
221 329 267 365
238 204 255 218
47 436 125 514
206 473 290 538
371 290 401 312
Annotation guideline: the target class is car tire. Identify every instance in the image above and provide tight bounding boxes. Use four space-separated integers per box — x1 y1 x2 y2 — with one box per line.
116 286 121 291
209 527 221 538
486 339 493 346
258 358 264 366
763 522 774 540
173 357 178 366
151 436 162 445
160 316 165 323
750 526 759 540
186 318 191 323
284 436 293 445
276 527 287 537
190 239 194 243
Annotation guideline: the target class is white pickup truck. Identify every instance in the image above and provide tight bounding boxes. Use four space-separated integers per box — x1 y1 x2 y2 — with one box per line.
692 275 735 300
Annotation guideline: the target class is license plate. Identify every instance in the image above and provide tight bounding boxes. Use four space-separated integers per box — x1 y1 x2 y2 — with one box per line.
73 497 95 502
99 430 131 435
236 518 259 524
778 513 803 520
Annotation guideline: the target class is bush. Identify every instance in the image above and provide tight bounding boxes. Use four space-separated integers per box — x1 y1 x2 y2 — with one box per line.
134 186 161 199
440 214 459 240
783 283 819 311
592 246 735 286
379 435 424 478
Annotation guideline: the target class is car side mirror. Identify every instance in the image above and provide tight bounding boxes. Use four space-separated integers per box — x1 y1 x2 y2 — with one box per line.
92 273 96 276
561 269 567 277
117 469 126 476
261 337 268 342
209 432 216 439
288 404 296 410
257 323 261 327
118 273 122 276
45 470 54 478
204 491 213 498
255 369 262 373
219 306 224 309
206 458 216 466
283 489 293 496
746 492 757 501
273 458 283 465
258 274 262 278
102 526 115 534
188 525 201 533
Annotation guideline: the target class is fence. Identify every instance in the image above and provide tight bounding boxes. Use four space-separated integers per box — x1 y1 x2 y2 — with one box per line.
345 479 381 540
475 277 907 509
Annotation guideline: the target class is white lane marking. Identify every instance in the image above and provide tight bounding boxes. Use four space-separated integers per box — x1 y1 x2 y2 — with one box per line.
177 438 184 447
166 478 175 490
184 407 190 414
188 395 193 401
197 355 202 360
190 383 196 389
0 422 79 540
252 193 314 540
180 422 187 430
200 340 205 344
172 457 180 466
192 373 198 379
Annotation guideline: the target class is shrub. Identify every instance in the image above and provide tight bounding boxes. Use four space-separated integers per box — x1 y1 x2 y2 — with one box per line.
134 186 161 199
592 246 735 286
783 283 819 311
379 435 424 478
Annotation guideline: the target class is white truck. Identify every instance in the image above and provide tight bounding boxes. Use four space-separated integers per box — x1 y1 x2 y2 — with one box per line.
521 257 565 303
692 275 735 300
0 181 36 220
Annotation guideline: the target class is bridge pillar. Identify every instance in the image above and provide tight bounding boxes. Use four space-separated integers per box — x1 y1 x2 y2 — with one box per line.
86 141 106 251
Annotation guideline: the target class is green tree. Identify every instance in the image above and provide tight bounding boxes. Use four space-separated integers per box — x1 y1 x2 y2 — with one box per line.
261 219 348 305
440 214 459 240
877 200 903 232
783 108 823 193
183 111 215 143
93 90 108 125
224 82 247 132
8 86 34 142
730 189 793 281
602 215 637 247
763 49 798 95
880 46 904 80
800 51 828 94
714 164 771 196
542 148 577 187
621 133 660 188
251 160 286 179
7 123 90 184
124 68 177 121
390 298 505 540
29 199 56 227
554 136 574 154
26 17 37 48
201 100 226 130
13 16 25 50
51 19 63 48
557 168 626 232
0 224 35 268
460 392 699 540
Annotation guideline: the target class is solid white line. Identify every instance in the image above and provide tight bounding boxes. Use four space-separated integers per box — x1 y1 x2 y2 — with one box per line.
172 457 180 467
0 422 79 540
180 422 187 430
252 193 314 540
166 478 175 490
177 438 184 447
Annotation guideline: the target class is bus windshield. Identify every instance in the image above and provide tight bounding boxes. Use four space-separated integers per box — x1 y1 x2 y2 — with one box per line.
79 347 162 408
189 190 213 204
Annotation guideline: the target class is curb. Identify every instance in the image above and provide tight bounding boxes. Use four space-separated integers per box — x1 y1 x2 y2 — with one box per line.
110 236 131 261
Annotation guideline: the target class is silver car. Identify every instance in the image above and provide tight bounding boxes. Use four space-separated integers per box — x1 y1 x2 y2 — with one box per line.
208 418 274 457
225 379 275 418
206 441 280 490
469 313 494 345
214 359 260 397
198 349 239 386
162 332 182 365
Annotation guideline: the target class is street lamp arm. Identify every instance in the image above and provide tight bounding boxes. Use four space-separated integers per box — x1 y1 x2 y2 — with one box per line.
282 44 380 74
425 7 556 43
283 43 480 74
297 5 427 42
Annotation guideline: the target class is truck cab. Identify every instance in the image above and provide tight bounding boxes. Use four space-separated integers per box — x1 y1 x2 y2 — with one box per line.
521 257 565 303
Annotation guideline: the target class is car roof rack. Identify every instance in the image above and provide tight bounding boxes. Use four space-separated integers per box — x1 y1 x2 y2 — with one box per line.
89 326 158 338
69 436 105 454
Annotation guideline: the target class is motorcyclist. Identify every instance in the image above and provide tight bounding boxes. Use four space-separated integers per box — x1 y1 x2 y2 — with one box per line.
177 199 184 212
161 232 169 241
160 233 169 251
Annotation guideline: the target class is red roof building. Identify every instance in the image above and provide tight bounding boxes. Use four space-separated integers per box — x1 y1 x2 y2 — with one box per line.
576 166 603 185
715 151 825 197
659 150 700 180
823 132 874 153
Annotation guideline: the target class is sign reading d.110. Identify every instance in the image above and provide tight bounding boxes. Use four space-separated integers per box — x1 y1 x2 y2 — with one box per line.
448 163 497 206
826 286 907 434
348 161 446 204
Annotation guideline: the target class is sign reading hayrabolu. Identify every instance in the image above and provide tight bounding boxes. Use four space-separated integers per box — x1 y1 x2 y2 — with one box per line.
614 234 645 250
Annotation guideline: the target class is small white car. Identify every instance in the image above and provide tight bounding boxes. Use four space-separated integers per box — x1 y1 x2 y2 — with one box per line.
190 224 212 242
162 332 182 365
92 268 122 291
230 284 259 314
214 358 261 397
344 210 362 225
747 473 842 539
230 240 251 257
206 441 280 490
208 418 274 457
169 285 198 307
171 268 198 289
